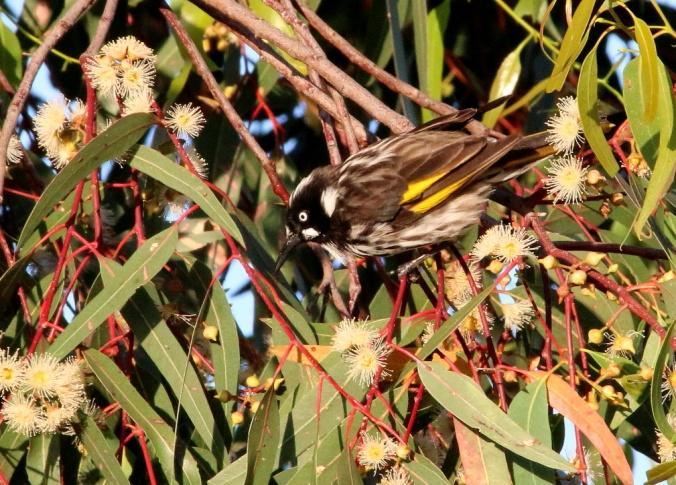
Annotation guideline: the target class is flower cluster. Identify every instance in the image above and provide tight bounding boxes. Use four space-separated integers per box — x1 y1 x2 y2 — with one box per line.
33 98 87 168
87 36 156 98
471 224 538 264
499 299 534 333
357 433 397 471
545 96 584 154
331 319 390 387
6 135 23 165
0 350 86 436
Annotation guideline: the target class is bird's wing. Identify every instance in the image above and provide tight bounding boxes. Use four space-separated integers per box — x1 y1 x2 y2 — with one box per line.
335 111 525 225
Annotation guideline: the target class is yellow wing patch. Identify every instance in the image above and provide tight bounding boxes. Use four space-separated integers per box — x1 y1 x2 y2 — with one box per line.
409 177 468 213
400 172 449 204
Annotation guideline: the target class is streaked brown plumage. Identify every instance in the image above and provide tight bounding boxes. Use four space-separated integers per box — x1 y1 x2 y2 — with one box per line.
276 109 553 270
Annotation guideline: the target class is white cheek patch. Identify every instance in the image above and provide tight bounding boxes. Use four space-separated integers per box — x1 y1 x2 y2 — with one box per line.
302 228 320 239
320 186 339 217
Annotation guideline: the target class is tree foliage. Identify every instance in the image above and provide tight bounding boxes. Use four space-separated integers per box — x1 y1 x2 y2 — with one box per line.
0 0 674 483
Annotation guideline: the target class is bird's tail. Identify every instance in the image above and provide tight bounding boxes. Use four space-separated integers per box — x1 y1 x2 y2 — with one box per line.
485 130 554 183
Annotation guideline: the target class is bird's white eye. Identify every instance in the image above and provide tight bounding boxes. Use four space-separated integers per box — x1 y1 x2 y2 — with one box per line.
298 210 309 222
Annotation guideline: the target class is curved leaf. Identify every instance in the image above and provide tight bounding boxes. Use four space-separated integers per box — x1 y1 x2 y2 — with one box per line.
530 371 633 485
79 415 129 484
0 21 22 87
651 321 676 442
633 17 659 121
454 418 512 485
418 362 575 472
508 380 553 485
545 0 596 92
482 39 525 128
578 47 618 176
245 388 280 485
129 145 244 246
49 226 178 359
17 113 155 251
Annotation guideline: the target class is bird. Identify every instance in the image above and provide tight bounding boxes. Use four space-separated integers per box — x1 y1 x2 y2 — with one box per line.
274 108 554 275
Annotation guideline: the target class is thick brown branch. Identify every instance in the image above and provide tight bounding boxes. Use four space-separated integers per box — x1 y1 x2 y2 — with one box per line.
160 6 290 204
294 0 488 137
0 0 98 202
227 21 368 145
189 0 414 134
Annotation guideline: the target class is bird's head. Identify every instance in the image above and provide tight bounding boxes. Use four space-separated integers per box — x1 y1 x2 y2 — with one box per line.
275 169 338 272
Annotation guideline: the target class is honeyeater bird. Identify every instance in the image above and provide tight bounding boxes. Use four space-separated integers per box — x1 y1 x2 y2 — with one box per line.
274 108 554 272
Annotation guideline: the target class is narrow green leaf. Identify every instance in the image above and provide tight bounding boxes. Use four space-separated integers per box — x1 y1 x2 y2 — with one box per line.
508 379 553 485
454 418 512 485
79 415 129 484
129 145 244 246
418 362 575 472
84 349 203 484
25 434 60 485
545 0 596 92
0 21 22 87
209 454 248 485
49 226 178 359
421 0 450 122
387 0 417 121
578 47 618 176
245 388 280 485
482 39 526 128
646 460 676 485
633 17 659 121
207 283 241 396
651 320 676 442
17 113 155 250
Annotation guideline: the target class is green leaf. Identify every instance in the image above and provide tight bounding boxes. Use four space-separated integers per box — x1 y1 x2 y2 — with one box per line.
0 427 27 481
421 0 450 122
633 17 659 121
245 388 280 485
651 320 676 442
577 47 619 176
629 56 675 238
0 21 22 87
129 145 244 246
403 453 448 484
207 282 241 396
545 0 596 92
508 379 553 485
121 284 227 461
482 39 526 128
418 362 575 472
209 454 247 485
623 59 660 167
84 349 203 484
0 253 33 313
454 418 512 485
49 226 178 359
79 415 129 484
646 460 676 485
17 113 155 250
25 434 60 485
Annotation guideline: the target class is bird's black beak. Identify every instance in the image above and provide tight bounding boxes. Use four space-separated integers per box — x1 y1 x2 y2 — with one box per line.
274 233 302 273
